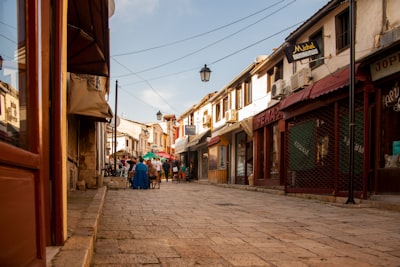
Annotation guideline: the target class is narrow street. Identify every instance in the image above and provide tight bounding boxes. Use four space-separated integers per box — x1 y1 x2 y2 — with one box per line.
92 182 400 266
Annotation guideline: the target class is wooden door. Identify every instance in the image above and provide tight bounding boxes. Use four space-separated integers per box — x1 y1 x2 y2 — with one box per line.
0 1 47 266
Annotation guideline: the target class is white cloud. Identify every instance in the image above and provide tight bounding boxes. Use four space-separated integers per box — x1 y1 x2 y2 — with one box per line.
114 0 160 21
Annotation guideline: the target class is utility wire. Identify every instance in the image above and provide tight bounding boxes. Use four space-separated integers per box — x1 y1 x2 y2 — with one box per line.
112 57 182 115
112 0 287 57
112 0 296 78
114 20 303 87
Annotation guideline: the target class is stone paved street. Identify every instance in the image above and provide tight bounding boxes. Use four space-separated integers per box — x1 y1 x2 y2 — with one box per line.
91 182 400 266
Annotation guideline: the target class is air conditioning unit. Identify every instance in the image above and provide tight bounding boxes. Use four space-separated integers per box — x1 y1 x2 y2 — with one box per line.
271 79 286 99
225 109 238 123
202 114 211 126
290 67 311 92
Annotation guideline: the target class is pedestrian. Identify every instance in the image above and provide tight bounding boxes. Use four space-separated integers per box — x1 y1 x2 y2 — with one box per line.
179 162 187 182
132 157 148 189
162 159 170 182
147 159 159 189
171 159 180 181
154 157 162 182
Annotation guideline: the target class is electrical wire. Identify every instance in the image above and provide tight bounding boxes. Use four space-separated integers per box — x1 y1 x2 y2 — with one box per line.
112 57 182 115
111 0 287 57
112 0 296 78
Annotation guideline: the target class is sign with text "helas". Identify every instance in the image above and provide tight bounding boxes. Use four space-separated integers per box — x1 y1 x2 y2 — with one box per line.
285 40 320 63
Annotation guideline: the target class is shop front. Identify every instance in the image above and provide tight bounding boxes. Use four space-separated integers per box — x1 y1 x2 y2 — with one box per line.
253 105 283 187
367 47 400 194
280 64 372 197
207 133 229 184
187 130 211 180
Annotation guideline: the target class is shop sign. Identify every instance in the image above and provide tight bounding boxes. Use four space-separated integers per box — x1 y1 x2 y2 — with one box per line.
185 125 196 135
370 51 400 81
383 82 400 112
285 40 320 63
254 106 282 129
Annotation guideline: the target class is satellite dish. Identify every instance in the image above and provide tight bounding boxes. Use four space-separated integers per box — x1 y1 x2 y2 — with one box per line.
110 115 120 128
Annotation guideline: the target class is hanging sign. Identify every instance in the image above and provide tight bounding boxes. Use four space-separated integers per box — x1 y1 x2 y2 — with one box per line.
285 40 320 63
185 125 196 135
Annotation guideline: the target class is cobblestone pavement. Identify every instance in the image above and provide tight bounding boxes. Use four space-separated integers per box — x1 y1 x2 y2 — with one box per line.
91 182 400 267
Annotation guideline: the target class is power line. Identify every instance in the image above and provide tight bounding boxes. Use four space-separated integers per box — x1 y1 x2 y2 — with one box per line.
112 57 182 115
111 0 287 57
112 0 296 79
112 20 303 85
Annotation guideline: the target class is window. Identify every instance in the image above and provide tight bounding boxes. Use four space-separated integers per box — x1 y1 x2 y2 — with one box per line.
244 80 252 106
215 103 221 121
310 29 324 69
336 8 350 53
267 60 284 92
0 1 28 149
223 97 228 118
235 86 242 110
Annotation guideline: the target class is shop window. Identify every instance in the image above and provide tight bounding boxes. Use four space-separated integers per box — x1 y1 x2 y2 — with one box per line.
0 1 28 149
309 29 324 69
335 8 350 53
269 123 279 179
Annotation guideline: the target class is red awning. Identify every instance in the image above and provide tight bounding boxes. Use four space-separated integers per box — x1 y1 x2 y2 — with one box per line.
208 136 221 147
279 86 311 110
309 63 366 99
280 64 367 110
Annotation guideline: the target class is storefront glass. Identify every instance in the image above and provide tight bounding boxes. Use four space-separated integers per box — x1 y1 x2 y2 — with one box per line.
0 0 28 149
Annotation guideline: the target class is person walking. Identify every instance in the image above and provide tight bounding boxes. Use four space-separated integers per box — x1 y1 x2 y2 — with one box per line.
162 159 170 182
132 157 148 189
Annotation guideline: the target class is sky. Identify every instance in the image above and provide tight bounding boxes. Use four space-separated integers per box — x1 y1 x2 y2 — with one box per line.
108 0 329 124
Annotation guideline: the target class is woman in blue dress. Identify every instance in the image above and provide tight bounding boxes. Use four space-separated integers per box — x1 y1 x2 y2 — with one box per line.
132 157 149 189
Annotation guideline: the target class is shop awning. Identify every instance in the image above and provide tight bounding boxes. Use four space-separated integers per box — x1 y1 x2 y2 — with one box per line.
187 130 211 148
218 117 254 137
218 122 242 136
208 136 221 147
174 137 188 154
279 86 311 110
67 0 111 77
68 74 113 121
309 63 366 99
280 63 367 110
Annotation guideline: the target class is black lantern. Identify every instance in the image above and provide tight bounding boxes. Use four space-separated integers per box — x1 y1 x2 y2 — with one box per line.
200 64 211 82
0 55 3 70
156 110 162 121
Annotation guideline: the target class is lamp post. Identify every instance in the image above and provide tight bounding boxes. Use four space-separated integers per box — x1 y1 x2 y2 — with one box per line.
200 64 211 82
156 110 162 121
0 55 3 70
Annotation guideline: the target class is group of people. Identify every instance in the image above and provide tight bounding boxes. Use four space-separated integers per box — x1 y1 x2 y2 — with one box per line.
130 157 189 189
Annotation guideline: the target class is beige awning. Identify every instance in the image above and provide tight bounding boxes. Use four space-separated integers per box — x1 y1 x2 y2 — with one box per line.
218 117 253 137
240 117 253 138
187 129 211 148
68 74 113 121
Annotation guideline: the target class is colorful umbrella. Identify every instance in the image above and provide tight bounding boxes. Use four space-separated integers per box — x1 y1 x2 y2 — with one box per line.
155 151 173 159
142 151 156 160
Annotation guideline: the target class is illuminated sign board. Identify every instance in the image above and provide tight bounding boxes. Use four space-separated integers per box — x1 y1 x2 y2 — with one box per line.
285 40 320 63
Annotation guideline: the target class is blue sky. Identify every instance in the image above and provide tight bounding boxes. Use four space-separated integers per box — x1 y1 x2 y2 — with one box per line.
108 0 328 123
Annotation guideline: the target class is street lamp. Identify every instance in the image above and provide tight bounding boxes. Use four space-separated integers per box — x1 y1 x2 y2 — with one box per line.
156 110 162 121
0 55 3 70
200 64 211 82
